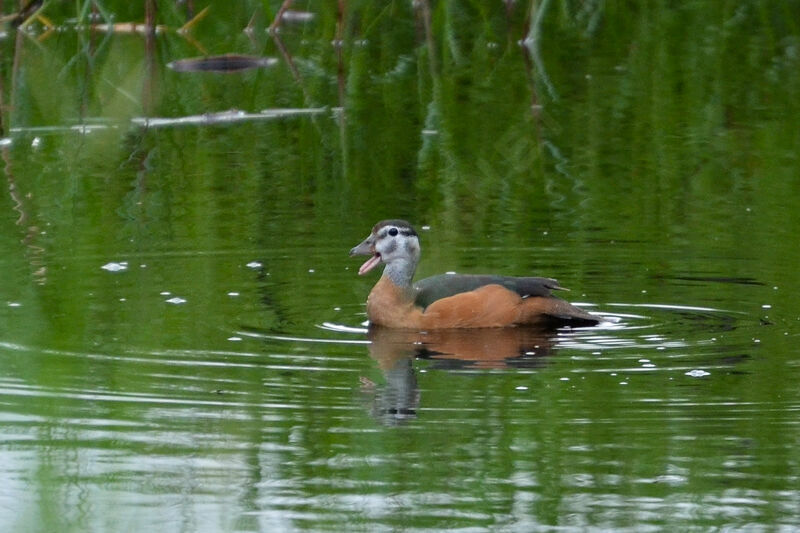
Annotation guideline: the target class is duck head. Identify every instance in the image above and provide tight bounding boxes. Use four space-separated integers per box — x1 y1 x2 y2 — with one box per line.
350 220 420 285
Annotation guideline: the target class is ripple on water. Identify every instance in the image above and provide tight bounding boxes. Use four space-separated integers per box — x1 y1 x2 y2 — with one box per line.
1 297 794 531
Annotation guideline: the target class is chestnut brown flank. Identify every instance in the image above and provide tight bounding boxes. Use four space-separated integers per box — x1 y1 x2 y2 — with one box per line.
366 273 595 328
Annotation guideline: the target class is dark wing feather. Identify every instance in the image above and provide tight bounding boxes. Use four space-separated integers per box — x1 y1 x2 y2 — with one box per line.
413 274 564 310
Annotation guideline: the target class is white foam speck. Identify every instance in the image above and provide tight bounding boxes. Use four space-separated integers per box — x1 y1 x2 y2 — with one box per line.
101 262 128 272
246 261 262 269
166 297 186 304
685 369 710 378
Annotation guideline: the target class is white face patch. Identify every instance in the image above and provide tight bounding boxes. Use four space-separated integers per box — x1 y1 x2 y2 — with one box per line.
374 229 419 264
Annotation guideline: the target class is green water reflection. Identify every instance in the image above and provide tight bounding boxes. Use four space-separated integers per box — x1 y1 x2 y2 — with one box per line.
1 1 799 531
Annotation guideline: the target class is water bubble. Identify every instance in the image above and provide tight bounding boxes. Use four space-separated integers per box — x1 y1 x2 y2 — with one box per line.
246 261 262 269
685 369 710 378
166 297 187 304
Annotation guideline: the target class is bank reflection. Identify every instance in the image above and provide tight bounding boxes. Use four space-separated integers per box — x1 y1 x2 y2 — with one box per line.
364 326 560 424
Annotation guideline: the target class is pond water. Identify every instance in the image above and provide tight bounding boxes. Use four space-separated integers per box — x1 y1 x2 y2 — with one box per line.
1 2 800 531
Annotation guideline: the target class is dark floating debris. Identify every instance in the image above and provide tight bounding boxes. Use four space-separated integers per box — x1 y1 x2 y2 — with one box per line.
653 273 766 286
9 0 43 28
167 54 278 73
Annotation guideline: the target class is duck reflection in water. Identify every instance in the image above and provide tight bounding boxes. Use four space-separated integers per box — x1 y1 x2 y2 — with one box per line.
361 326 560 424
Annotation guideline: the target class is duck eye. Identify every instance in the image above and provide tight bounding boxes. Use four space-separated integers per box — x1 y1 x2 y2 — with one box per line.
388 227 398 237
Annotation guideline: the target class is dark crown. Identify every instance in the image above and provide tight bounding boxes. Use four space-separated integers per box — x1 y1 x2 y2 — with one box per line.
373 219 418 237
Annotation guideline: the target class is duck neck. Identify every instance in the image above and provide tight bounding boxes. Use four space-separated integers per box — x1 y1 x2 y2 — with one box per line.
382 259 416 288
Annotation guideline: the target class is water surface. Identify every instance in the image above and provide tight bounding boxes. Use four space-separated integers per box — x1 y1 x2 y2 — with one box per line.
1 2 800 531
